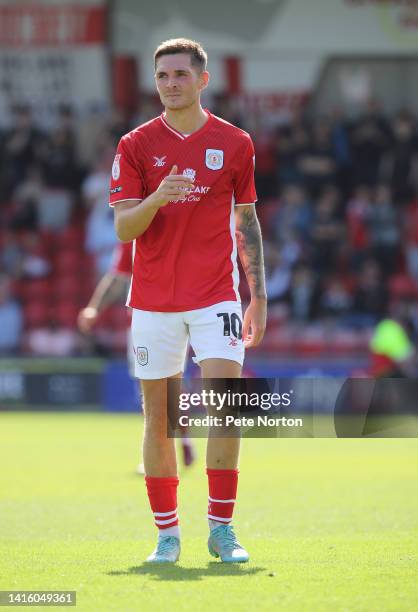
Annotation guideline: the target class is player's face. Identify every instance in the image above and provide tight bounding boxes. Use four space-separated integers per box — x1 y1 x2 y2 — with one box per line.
155 54 208 111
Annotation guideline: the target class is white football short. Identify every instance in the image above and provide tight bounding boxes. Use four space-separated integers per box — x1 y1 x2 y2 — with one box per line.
131 301 245 379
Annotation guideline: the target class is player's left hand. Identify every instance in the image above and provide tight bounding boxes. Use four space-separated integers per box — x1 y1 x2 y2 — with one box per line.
242 297 267 348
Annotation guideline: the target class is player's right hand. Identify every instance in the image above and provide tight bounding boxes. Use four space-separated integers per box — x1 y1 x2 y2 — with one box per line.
153 165 194 206
77 307 98 333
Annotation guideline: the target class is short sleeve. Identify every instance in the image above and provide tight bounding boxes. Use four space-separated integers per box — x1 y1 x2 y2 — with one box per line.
110 242 133 276
109 135 145 206
233 136 257 205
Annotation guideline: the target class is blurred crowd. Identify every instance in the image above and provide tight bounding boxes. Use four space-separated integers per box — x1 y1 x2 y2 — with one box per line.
249 99 418 335
1 96 418 356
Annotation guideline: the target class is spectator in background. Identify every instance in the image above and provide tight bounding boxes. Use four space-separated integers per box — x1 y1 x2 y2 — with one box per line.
350 98 390 187
298 119 337 196
404 190 418 280
274 184 312 245
329 107 352 195
0 274 23 354
212 94 243 129
36 117 80 230
0 231 49 280
27 318 78 356
346 185 372 271
19 233 51 279
39 125 78 190
275 122 309 186
253 129 277 199
380 110 418 204
351 259 388 328
107 108 134 144
1 105 44 195
309 187 345 275
318 276 352 322
264 241 291 303
283 263 320 322
56 104 77 144
83 148 118 278
10 163 42 231
131 94 161 129
0 231 21 278
77 103 110 167
1 231 50 280
368 184 400 276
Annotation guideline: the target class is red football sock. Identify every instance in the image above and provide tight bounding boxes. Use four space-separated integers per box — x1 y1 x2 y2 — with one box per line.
207 468 238 525
145 476 179 531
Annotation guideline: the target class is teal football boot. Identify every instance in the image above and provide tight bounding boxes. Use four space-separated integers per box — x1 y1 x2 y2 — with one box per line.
208 524 249 563
146 536 180 563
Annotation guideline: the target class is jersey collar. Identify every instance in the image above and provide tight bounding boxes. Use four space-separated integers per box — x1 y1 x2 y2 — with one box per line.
160 109 212 141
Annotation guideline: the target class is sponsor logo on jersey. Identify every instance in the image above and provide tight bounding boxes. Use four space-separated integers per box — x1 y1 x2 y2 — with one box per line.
205 149 224 170
110 186 122 195
135 346 149 366
153 155 167 167
229 338 238 347
169 169 211 204
112 154 121 180
170 184 211 204
183 168 196 181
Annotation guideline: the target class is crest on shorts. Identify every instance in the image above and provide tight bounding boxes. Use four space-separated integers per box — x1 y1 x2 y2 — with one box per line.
112 154 121 180
205 149 223 170
183 168 196 181
135 346 148 366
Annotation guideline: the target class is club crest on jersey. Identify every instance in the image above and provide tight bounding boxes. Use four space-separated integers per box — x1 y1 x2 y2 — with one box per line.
112 154 121 180
205 149 224 170
153 155 167 167
135 346 148 366
183 168 196 181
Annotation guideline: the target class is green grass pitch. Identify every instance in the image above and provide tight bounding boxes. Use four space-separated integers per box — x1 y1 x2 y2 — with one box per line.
0 412 417 611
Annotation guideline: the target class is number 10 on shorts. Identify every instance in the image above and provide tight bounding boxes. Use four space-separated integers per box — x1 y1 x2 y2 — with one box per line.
217 312 242 339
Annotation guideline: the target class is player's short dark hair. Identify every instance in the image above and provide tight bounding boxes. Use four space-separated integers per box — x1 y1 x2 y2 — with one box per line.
154 38 207 73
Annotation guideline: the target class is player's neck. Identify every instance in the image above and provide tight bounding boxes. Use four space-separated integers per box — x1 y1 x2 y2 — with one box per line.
163 104 208 136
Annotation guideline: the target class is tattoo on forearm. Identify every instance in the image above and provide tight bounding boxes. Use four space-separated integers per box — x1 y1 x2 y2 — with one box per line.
236 207 266 298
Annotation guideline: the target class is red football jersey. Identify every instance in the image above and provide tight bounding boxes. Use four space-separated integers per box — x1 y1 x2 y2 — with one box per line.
110 241 132 277
109 110 257 312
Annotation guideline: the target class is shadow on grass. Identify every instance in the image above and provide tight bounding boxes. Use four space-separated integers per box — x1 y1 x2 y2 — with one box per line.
107 562 266 581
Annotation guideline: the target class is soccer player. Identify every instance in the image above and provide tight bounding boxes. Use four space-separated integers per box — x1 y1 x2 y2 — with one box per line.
109 38 267 563
78 242 132 337
77 241 196 471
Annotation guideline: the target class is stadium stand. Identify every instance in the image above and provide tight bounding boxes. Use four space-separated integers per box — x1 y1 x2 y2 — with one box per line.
1 97 418 357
